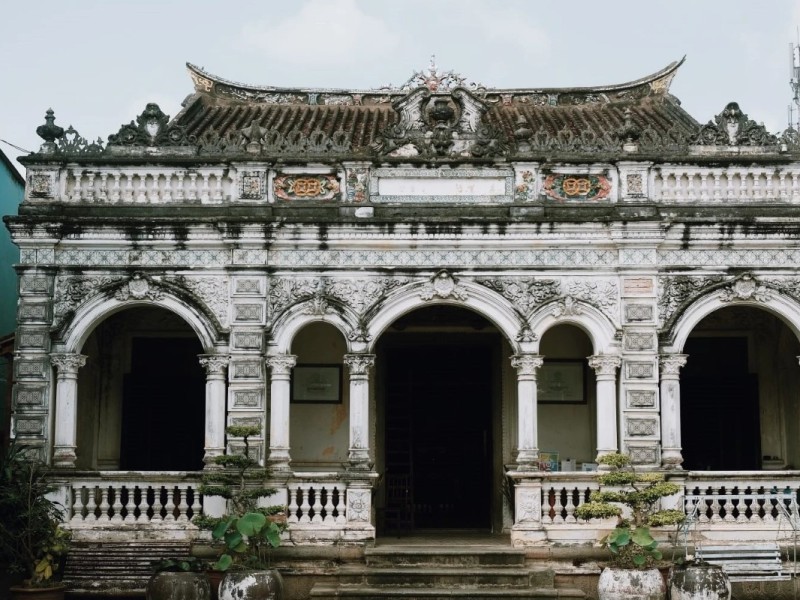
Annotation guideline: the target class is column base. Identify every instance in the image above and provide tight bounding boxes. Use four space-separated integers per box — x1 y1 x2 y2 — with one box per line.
516 449 540 470
348 448 371 471
52 446 77 468
203 448 225 469
510 525 548 547
661 447 684 469
267 448 292 472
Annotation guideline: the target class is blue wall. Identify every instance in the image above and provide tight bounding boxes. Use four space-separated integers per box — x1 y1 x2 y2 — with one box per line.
0 150 23 338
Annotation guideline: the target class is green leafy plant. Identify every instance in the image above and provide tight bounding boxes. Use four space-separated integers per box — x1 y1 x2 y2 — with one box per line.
194 426 285 571
574 453 684 569
0 443 71 587
152 556 208 573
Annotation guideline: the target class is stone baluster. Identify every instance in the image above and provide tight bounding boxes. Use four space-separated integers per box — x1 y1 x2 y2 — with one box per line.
659 354 688 468
98 487 110 522
51 353 88 468
725 170 734 199
214 172 224 200
124 174 134 202
299 486 312 523
287 487 299 523
511 354 544 470
177 487 189 522
266 354 297 471
152 486 164 522
344 353 375 470
163 172 173 202
323 487 335 524
588 355 621 462
136 174 147 203
98 173 108 202
713 170 721 200
72 486 86 522
176 171 185 200
311 487 324 523
110 487 123 522
198 354 230 467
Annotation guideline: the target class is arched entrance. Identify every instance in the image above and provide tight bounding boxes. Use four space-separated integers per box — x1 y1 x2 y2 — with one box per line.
538 324 596 466
680 306 800 471
76 306 206 471
376 306 504 533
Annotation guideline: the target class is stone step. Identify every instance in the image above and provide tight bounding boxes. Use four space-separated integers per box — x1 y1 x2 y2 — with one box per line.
365 546 528 568
337 565 552 588
63 541 191 594
310 584 586 599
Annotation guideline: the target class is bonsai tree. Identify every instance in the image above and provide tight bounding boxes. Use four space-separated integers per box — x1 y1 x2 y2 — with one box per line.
0 443 71 587
574 453 684 569
196 426 284 571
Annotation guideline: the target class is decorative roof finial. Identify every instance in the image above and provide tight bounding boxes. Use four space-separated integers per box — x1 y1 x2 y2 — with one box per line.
36 109 64 153
394 56 484 92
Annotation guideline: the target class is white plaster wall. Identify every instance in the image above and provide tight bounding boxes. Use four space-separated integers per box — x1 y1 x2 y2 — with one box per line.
289 323 349 465
538 324 596 466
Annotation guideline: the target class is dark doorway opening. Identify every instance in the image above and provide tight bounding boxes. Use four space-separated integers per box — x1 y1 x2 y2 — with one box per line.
120 337 205 471
681 337 760 470
383 340 494 531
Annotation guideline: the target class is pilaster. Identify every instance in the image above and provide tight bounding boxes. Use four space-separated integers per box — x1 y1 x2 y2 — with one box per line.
510 354 544 470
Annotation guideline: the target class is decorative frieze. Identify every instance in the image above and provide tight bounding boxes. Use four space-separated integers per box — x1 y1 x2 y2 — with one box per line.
625 361 655 379
19 274 53 295
274 174 340 201
17 328 50 351
543 174 611 201
238 170 266 200
345 165 369 202
231 389 263 408
13 384 47 406
628 445 660 465
233 278 264 296
232 331 263 351
14 357 48 380
623 331 655 351
14 416 45 436
18 301 50 323
626 417 659 437
231 360 263 380
232 303 264 323
627 389 657 408
624 303 654 323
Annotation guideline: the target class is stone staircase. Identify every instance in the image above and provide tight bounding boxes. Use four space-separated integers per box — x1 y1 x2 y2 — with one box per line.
310 545 586 599
63 540 191 595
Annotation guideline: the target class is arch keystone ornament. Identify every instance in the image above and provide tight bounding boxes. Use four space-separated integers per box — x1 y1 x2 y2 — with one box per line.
718 274 771 303
420 271 468 301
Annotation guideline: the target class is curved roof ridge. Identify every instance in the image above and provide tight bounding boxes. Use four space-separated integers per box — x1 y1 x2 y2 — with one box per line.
186 58 685 98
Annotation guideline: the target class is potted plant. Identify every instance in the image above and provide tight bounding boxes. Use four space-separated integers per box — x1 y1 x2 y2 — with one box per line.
146 557 211 600
574 453 685 600
195 426 285 600
0 443 71 600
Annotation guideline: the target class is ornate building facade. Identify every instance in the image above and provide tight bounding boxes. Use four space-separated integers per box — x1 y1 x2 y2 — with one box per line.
5 58 800 574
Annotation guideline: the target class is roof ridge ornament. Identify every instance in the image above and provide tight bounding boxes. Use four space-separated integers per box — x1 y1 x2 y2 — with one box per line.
108 103 194 148
691 102 777 146
392 55 484 92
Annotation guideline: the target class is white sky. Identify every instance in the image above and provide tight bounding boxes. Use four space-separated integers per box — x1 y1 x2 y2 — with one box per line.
1 0 799 176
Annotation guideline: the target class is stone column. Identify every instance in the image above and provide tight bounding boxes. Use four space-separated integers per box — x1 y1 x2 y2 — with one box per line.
511 354 544 470
588 354 622 463
659 354 688 468
266 354 296 471
50 353 87 468
343 353 375 470
198 354 230 468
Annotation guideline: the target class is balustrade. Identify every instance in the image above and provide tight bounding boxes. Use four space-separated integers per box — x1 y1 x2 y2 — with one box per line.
540 474 600 526
286 479 347 526
63 168 231 204
653 167 800 203
67 477 201 525
684 476 800 526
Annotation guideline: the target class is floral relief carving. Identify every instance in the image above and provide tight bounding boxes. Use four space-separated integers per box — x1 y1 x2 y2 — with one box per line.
719 274 771 303
658 275 725 326
515 488 542 523
476 277 560 314
347 489 371 522
563 278 618 314
172 276 230 326
420 271 468 301
550 296 582 318
53 275 125 326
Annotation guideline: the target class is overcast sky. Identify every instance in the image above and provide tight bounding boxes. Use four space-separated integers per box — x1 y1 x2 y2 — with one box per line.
1 0 799 176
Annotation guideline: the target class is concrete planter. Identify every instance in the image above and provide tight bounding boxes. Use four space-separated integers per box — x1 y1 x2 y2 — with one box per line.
669 561 731 600
146 572 211 600
597 567 665 600
9 585 66 600
219 569 283 600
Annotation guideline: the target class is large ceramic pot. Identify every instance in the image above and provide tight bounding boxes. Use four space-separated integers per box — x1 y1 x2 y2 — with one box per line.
219 569 283 600
9 585 66 600
597 567 665 600
146 572 211 600
669 560 731 600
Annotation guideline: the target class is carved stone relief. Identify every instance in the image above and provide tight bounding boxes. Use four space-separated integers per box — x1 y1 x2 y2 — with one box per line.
628 446 660 465
420 271 468 301
627 389 657 408
626 418 658 437
658 275 725 326
476 277 560 314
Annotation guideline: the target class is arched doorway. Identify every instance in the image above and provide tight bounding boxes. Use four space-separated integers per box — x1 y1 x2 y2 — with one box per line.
76 306 206 471
376 306 504 533
681 306 800 471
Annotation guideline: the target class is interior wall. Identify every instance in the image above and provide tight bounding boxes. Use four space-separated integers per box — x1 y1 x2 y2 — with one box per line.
688 307 800 469
289 322 349 466
76 307 199 470
538 324 596 466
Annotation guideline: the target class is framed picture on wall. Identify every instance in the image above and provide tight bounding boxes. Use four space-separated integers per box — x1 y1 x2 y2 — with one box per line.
538 360 585 404
291 364 342 404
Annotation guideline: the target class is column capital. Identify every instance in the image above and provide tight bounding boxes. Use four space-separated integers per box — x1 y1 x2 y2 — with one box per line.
50 353 87 375
659 354 688 376
510 354 544 376
198 354 230 375
266 354 297 375
343 353 376 375
587 354 621 376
